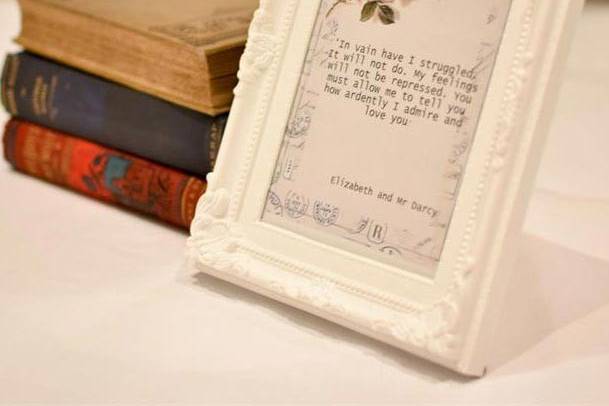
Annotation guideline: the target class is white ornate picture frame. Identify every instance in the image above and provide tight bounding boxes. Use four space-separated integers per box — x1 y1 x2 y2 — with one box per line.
188 0 583 376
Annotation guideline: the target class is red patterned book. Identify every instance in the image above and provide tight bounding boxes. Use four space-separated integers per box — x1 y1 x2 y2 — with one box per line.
3 119 206 229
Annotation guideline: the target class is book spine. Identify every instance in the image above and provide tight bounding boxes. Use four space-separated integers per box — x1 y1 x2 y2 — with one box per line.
3 119 206 229
1 52 227 176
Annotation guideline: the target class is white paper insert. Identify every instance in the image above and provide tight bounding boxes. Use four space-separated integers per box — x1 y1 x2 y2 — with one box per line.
263 0 512 273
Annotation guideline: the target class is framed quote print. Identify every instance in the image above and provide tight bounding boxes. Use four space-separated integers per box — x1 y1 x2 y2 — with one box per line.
188 0 583 375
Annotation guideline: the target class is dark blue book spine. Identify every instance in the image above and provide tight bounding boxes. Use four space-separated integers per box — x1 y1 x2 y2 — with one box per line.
1 52 226 176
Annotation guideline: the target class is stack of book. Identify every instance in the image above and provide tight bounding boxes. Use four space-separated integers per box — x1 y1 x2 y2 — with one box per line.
1 0 258 229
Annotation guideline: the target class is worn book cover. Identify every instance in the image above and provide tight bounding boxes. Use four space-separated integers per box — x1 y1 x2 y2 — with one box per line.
1 52 227 176
16 0 260 115
3 119 206 229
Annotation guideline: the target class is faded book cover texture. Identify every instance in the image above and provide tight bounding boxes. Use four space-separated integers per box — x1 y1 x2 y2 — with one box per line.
3 119 206 229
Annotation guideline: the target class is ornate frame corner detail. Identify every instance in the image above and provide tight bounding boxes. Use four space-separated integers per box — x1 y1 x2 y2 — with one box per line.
234 0 282 96
188 0 565 368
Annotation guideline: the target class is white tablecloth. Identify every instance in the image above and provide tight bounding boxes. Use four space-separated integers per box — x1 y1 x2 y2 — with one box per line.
1 0 608 403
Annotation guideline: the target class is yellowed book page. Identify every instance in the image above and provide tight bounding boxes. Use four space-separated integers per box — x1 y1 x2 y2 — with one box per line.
39 0 259 50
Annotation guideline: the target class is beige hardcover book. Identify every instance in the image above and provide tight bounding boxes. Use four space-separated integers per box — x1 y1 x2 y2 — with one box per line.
16 0 260 115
